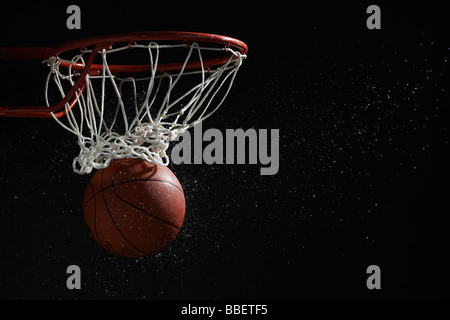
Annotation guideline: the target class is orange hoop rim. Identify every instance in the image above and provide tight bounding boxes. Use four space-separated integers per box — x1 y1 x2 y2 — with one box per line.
0 31 248 118
0 31 248 73
58 31 248 73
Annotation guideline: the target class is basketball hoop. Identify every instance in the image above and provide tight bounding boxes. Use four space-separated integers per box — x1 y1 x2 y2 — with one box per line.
0 32 248 174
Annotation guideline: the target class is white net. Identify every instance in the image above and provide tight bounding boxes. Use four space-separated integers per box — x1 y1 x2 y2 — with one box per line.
43 41 246 174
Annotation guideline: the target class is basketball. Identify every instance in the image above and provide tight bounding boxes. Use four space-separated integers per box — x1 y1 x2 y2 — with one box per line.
82 158 185 258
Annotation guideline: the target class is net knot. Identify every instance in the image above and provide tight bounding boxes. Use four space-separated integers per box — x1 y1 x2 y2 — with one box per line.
43 57 61 74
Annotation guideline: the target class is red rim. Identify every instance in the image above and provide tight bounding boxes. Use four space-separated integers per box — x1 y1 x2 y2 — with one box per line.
0 31 248 118
58 31 248 73
0 31 248 72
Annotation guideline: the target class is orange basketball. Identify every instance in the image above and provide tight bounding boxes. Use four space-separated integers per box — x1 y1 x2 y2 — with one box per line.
82 158 185 258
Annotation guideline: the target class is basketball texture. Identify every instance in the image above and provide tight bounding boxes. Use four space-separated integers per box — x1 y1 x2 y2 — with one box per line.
82 158 185 258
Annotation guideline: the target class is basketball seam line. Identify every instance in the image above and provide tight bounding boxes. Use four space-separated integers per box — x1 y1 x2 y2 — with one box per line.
108 158 183 230
86 182 101 243
83 178 183 207
100 167 152 256
113 158 183 193
110 185 181 231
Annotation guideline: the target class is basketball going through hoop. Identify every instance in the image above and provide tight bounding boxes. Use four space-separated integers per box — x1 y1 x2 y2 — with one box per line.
0 31 248 257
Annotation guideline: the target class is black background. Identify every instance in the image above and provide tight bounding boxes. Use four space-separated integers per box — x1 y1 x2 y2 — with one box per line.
0 1 449 303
